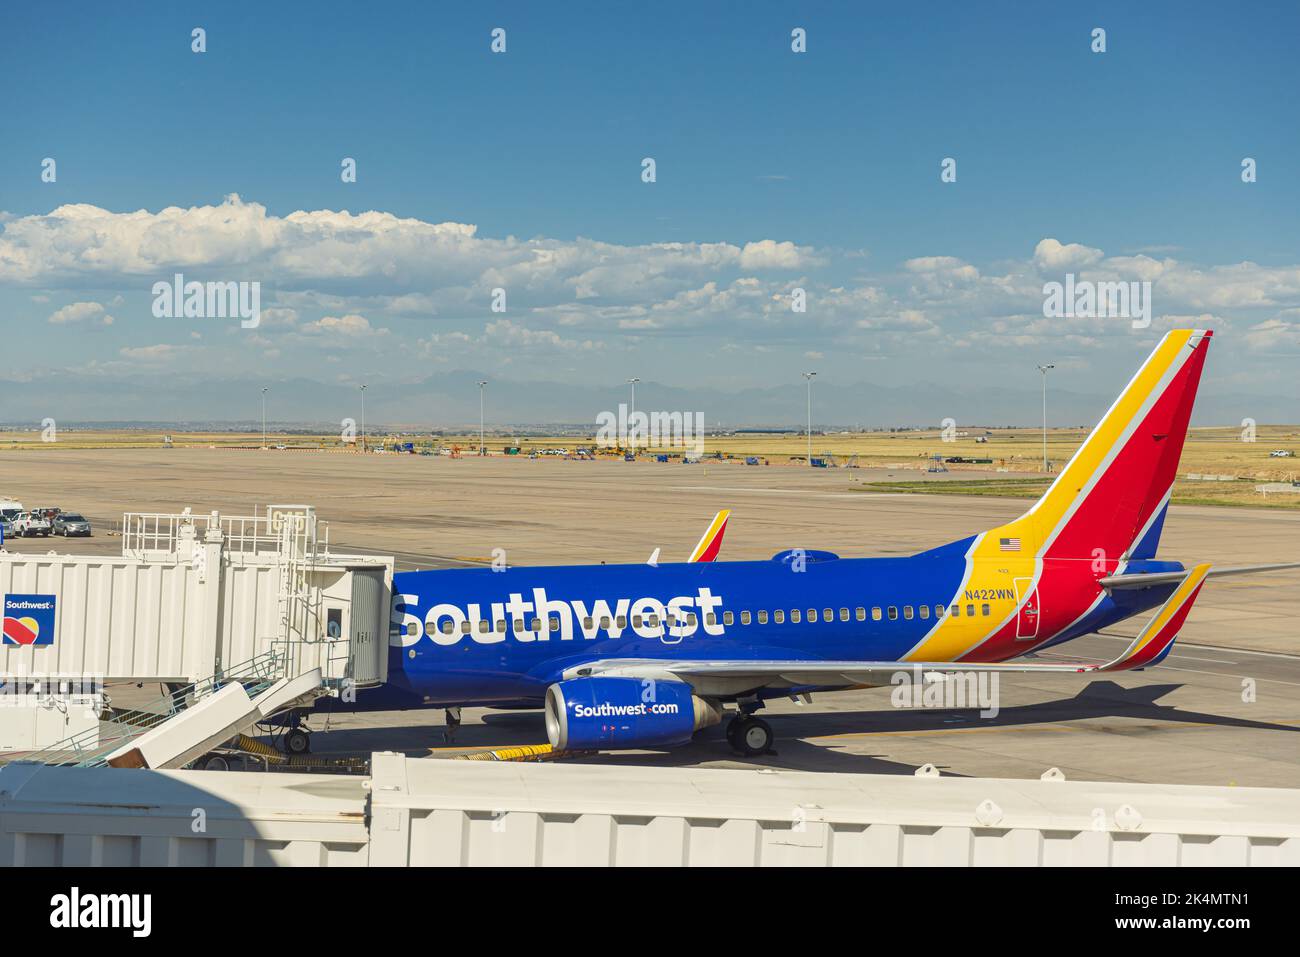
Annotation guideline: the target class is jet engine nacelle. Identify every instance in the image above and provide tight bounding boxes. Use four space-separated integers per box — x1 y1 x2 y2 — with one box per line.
544 676 721 751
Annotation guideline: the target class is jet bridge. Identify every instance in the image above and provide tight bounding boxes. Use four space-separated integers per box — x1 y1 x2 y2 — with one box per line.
0 505 394 758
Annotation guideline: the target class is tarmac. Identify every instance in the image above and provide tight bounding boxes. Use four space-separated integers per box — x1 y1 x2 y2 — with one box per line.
3 448 1298 786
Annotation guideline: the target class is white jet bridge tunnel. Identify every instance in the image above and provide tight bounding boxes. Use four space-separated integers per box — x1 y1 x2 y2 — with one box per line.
0 505 394 767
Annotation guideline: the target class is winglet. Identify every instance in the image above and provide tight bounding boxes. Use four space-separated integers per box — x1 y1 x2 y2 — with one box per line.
687 509 730 563
1096 563 1212 671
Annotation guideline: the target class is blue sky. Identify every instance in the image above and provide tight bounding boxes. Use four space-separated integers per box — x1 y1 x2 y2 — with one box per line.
1 1 1297 425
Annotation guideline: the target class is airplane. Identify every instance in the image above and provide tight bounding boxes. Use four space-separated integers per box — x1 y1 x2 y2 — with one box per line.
325 328 1298 757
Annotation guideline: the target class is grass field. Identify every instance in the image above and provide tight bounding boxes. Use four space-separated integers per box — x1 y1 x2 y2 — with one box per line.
3 424 1298 508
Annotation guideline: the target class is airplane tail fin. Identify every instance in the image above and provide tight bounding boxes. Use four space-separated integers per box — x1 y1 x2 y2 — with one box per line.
1017 329 1212 563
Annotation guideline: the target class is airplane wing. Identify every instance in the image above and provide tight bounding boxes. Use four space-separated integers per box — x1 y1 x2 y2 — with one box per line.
687 509 730 563
1100 561 1300 590
571 564 1212 693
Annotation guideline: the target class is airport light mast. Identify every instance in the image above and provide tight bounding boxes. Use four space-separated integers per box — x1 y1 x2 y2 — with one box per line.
803 371 817 466
261 387 268 450
360 384 367 453
1037 364 1054 473
627 377 640 449
477 380 487 456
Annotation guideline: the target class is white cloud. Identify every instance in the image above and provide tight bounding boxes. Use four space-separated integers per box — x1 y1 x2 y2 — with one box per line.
48 301 113 326
1033 238 1104 272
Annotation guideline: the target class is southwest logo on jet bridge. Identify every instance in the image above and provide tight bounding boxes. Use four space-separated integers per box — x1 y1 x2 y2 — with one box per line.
390 586 727 647
2 594 58 646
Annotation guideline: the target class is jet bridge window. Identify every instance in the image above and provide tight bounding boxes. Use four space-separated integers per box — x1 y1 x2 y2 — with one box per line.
872 607 882 621
741 611 752 625
887 606 898 620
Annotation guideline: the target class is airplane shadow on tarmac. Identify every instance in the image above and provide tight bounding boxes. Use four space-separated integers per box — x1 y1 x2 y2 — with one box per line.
298 678 1299 777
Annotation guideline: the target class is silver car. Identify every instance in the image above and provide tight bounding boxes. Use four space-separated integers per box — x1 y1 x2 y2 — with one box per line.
54 513 92 537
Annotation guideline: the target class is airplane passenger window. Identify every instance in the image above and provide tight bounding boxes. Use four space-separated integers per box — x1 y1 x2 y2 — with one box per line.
774 610 785 624
461 621 472 634
648 614 660 627
919 605 930 620
599 616 611 629
478 620 489 634
888 606 898 620
632 615 643 628
982 604 990 617
950 605 960 617
807 608 817 622
823 608 833 621
872 607 882 621
791 609 801 623
758 610 768 624
966 604 975 617
531 617 541 631
496 620 506 633
903 606 913 620
741 611 752 625
839 608 849 622
617 616 627 628
512 618 524 632
855 607 866 621
687 613 697 626
936 604 945 618
442 620 454 635
549 617 560 632
583 616 594 630
707 613 717 626
724 611 734 625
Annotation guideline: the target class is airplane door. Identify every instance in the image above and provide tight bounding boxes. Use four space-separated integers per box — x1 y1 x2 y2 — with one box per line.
1014 577 1040 640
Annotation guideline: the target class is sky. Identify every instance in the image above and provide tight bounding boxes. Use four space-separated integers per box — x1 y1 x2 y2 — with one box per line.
1 1 1297 427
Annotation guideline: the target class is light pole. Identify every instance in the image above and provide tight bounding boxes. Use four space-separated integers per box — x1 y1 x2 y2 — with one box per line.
261 387 268 449
1037 364 1054 473
627 377 640 449
477 380 487 456
360 384 367 453
803 371 817 466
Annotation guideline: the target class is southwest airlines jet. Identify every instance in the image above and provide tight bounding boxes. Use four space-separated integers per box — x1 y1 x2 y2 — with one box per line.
362 329 1295 756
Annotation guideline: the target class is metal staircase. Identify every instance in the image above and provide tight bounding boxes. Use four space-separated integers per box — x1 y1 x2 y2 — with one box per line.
20 651 286 769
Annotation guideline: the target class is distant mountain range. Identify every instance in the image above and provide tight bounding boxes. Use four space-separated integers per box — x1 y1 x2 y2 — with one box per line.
0 368 1294 430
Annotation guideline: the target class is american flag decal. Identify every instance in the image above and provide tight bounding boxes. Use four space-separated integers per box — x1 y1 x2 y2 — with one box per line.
999 537 1021 552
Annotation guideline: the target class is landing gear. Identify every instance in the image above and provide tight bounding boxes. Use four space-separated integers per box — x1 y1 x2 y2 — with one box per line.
726 716 773 756
443 707 462 744
284 727 311 755
199 752 231 771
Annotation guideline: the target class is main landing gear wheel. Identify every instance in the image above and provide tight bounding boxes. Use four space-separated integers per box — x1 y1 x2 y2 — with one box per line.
284 727 311 755
728 716 773 756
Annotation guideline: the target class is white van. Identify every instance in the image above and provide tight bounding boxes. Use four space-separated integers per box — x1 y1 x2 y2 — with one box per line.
0 499 23 522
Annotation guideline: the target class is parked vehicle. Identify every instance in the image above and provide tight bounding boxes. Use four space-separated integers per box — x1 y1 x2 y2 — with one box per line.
53 512 93 537
14 512 52 537
0 517 14 543
0 499 23 523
